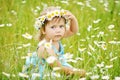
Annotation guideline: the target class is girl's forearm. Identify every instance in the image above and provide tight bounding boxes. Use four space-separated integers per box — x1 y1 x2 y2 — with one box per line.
70 16 78 34
48 60 73 74
61 66 74 75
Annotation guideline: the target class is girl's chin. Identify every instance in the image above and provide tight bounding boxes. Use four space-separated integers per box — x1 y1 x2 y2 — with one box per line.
53 39 61 42
46 36 63 42
52 37 62 42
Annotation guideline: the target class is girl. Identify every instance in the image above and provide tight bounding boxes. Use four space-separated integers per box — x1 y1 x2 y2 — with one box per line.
22 6 85 80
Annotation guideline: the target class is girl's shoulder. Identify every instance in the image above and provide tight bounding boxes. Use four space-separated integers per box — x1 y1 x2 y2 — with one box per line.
38 39 46 47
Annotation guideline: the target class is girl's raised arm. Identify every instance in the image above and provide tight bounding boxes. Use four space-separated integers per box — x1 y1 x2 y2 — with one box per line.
64 11 78 38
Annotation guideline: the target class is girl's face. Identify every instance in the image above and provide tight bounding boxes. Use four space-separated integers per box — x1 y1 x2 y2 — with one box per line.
43 17 66 42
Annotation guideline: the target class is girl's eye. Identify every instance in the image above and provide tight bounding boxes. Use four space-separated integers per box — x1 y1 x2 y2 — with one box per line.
60 25 64 28
51 26 55 29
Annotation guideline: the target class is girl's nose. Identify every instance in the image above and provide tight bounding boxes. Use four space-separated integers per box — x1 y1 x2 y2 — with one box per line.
55 27 61 33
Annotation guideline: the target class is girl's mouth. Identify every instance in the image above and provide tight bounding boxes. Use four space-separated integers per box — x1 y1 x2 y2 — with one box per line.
55 35 61 37
55 35 62 38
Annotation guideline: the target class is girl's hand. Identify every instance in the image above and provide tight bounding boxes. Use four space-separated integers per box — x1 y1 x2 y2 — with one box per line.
64 10 76 21
63 10 78 37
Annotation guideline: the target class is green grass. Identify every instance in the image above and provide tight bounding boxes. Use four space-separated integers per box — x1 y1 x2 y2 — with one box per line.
0 0 120 80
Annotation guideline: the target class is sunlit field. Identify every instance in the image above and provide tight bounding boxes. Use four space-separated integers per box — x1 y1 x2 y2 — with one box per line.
0 0 120 80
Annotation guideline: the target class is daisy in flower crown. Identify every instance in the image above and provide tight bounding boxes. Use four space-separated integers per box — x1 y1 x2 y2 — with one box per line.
22 6 85 80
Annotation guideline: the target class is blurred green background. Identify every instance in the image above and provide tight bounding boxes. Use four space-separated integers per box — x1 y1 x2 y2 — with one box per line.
0 0 120 80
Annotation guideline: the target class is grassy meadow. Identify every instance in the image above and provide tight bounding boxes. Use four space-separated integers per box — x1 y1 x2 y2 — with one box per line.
0 0 120 80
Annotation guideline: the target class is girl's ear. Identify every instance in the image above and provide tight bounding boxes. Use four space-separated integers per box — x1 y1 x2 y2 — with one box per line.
42 31 45 34
41 28 46 34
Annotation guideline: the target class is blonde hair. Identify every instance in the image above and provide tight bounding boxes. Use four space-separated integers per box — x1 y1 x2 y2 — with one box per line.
37 6 67 41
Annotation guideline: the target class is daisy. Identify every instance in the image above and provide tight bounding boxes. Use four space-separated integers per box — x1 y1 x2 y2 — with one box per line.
51 72 61 77
46 56 57 64
105 65 113 69
108 24 115 30
102 75 110 80
53 67 61 71
66 59 77 63
64 53 73 59
0 24 5 27
115 77 120 80
2 72 10 78
23 43 31 47
93 19 101 24
6 23 12 27
90 75 100 80
22 33 32 39
18 72 29 78
75 57 84 61
44 40 52 49
110 57 118 61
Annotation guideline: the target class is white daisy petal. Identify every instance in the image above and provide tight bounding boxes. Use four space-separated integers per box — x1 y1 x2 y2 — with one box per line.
105 65 113 69
102 75 110 80
22 33 32 39
115 77 120 80
108 24 115 30
110 57 118 61
23 43 31 47
75 57 84 61
46 56 57 64
51 72 61 77
90 75 100 80
66 59 77 63
0 24 5 27
79 78 86 80
53 67 61 71
18 73 29 78
63 53 73 59
93 19 101 24
2 72 10 77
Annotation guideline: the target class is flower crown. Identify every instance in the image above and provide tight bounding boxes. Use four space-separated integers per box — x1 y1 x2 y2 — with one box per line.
34 9 67 30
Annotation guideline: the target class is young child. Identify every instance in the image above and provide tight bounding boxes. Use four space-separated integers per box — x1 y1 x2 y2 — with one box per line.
21 6 85 80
